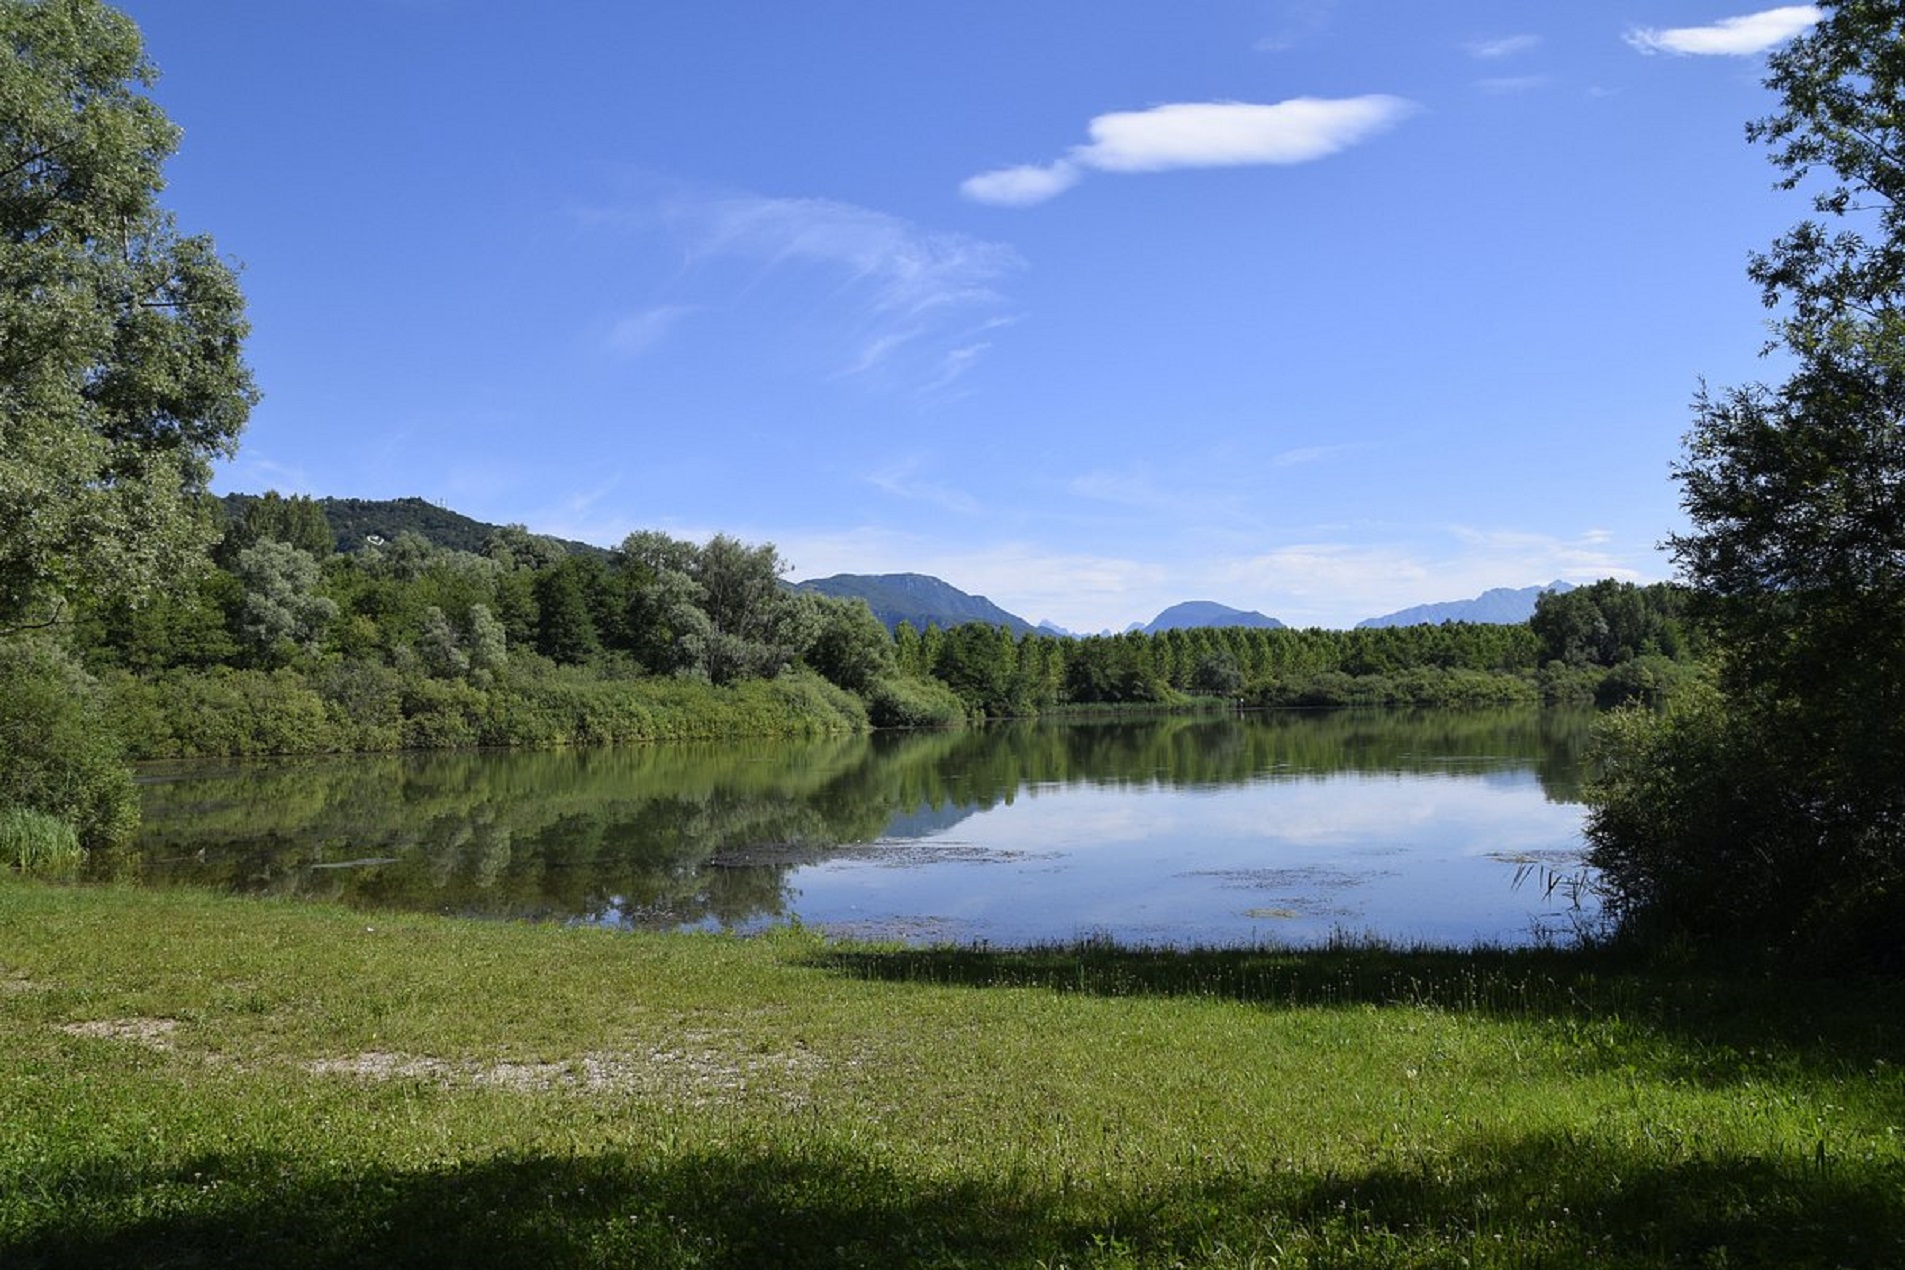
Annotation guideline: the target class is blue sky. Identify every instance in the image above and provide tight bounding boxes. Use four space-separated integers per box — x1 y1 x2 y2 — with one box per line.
119 2 1820 630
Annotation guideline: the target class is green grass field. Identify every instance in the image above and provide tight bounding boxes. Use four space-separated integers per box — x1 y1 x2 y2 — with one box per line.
2 882 1900 1267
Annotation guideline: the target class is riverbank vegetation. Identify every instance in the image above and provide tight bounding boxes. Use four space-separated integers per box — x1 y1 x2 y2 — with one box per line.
3 881 1901 1268
59 502 1699 765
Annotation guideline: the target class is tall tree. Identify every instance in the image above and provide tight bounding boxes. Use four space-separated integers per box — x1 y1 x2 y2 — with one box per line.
0 0 256 631
1590 1 1905 961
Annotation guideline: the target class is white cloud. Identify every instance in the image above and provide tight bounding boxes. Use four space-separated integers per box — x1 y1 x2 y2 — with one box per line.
959 161 1082 206
1466 34 1541 58
1625 5 1819 56
1079 98 1415 172
962 96 1418 207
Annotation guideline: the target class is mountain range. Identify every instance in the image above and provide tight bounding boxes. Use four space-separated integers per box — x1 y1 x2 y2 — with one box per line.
235 494 1576 634
1355 582 1574 629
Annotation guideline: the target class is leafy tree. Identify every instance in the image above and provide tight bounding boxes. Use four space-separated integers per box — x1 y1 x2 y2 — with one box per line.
233 540 337 663
417 605 470 679
533 559 602 665
1189 651 1244 696
1531 581 1689 668
482 523 567 573
219 490 333 561
801 594 896 693
466 603 508 683
75 568 240 671
0 0 256 631
684 534 807 684
1589 1 1905 962
365 530 438 584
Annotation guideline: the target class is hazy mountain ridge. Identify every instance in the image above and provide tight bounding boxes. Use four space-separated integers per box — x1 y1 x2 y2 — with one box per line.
1355 582 1574 628
1141 601 1285 634
793 573 1038 636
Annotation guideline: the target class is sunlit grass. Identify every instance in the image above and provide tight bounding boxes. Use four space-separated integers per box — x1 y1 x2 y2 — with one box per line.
2 882 1901 1267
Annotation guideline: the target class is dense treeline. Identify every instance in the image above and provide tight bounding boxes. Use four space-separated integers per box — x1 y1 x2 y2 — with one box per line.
62 492 1704 759
899 577 1700 718
62 492 971 758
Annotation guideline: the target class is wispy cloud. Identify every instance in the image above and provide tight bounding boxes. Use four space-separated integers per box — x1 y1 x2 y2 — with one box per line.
679 194 1020 318
606 304 695 356
1476 76 1549 95
1253 0 1339 52
214 453 315 497
962 96 1418 207
1625 5 1819 56
864 457 984 515
1270 443 1362 468
1465 34 1541 59
590 184 1023 392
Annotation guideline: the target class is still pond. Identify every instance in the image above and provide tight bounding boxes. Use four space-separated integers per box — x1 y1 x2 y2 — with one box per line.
126 708 1601 949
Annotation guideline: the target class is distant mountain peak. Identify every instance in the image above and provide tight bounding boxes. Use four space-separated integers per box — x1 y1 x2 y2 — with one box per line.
793 572 1037 634
1142 600 1285 634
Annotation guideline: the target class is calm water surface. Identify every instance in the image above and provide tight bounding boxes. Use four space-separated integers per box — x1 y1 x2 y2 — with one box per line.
126 709 1600 948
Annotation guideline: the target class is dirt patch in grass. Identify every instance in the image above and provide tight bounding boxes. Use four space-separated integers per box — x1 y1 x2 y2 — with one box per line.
303 1031 831 1105
58 1017 181 1050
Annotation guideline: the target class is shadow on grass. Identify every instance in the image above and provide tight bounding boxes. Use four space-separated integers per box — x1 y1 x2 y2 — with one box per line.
8 1132 1903 1268
799 940 1905 1095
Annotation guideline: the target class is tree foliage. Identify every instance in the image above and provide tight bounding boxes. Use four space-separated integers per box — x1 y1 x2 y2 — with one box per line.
1530 581 1691 668
1589 1 1905 963
0 0 255 631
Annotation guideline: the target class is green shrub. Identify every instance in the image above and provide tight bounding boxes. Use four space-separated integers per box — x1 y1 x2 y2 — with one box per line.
109 667 342 757
1585 687 1866 959
0 638 139 850
864 673 967 728
399 677 488 749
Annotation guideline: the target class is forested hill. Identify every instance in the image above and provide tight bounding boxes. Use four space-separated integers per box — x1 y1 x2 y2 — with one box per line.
794 573 1038 636
221 494 611 561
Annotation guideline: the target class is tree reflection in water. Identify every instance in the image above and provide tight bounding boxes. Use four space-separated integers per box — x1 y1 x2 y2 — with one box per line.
121 708 1597 942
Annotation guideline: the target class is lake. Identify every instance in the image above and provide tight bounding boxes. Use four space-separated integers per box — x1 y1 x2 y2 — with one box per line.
124 708 1601 948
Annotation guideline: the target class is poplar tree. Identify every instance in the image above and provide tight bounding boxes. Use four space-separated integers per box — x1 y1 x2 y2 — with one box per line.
0 0 256 632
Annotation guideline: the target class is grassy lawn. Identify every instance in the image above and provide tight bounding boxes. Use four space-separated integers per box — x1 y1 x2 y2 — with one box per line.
1 882 1901 1267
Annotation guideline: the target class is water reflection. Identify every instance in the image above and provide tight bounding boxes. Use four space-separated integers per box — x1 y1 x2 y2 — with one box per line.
122 708 1598 947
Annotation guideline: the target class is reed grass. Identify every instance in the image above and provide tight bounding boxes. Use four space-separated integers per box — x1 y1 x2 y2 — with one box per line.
0 806 83 873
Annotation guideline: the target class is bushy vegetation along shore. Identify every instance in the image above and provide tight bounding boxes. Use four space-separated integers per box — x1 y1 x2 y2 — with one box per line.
3 882 1900 1268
